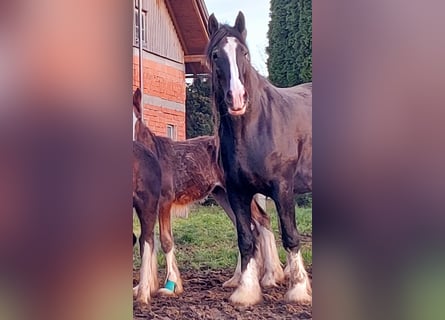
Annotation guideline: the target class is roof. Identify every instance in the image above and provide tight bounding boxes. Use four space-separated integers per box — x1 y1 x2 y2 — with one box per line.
165 0 210 75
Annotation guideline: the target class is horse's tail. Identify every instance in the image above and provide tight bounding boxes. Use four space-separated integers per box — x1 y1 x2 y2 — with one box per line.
171 203 190 219
251 196 271 230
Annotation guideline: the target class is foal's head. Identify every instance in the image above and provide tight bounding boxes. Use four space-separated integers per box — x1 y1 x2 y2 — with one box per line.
207 11 251 116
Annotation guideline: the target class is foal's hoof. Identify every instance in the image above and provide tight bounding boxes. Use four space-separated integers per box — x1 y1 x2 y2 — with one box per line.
135 291 151 305
158 287 176 296
157 280 183 296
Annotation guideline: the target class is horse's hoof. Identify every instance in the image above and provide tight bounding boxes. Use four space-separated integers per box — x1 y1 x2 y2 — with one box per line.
229 283 262 306
135 292 150 305
284 283 312 304
229 286 263 307
260 273 279 288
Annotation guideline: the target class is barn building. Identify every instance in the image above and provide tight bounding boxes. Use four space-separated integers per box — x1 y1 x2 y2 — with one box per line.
133 0 209 141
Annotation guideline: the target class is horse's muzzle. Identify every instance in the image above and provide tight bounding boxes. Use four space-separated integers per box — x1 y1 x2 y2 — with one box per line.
226 91 248 116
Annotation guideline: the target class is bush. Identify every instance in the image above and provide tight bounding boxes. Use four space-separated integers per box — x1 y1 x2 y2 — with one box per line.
296 193 312 208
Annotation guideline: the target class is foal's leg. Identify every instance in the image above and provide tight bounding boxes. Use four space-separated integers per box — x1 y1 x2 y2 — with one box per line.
157 201 183 296
228 191 263 306
133 199 158 304
273 185 311 303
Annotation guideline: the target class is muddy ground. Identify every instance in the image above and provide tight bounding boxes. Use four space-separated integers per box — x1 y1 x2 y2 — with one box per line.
133 267 312 319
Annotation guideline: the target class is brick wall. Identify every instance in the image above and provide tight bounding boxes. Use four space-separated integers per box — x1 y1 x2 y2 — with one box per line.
133 55 186 140
143 104 186 141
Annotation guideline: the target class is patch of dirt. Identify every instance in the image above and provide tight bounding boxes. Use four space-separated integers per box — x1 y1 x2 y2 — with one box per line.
133 268 312 319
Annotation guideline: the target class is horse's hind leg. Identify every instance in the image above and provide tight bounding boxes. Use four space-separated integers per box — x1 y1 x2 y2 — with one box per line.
251 197 285 287
133 197 158 304
273 185 311 304
134 198 159 304
213 187 284 288
157 201 183 296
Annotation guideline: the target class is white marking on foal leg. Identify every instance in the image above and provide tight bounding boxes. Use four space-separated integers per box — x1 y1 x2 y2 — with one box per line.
257 224 285 287
149 242 158 294
229 258 262 306
223 37 246 113
223 252 242 288
158 248 183 296
136 241 152 304
284 250 312 303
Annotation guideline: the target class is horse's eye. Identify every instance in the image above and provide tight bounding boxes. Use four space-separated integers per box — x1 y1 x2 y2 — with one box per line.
212 51 218 60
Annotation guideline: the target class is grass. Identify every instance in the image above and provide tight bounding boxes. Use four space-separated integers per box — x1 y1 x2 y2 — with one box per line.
133 200 312 271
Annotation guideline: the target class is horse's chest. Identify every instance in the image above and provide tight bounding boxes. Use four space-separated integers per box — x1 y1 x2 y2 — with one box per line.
223 147 269 189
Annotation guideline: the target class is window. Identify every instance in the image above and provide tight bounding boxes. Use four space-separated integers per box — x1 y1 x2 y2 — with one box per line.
134 4 147 48
166 124 176 140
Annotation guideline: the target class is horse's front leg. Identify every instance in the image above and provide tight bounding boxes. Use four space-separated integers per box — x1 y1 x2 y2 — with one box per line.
227 191 263 306
273 183 312 303
157 200 183 296
210 186 242 288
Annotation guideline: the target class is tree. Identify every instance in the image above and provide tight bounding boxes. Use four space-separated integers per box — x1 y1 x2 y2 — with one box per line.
267 0 312 87
185 77 213 139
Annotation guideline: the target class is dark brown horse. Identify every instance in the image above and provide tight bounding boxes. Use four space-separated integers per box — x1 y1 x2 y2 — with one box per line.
207 12 312 306
132 88 284 299
132 141 161 304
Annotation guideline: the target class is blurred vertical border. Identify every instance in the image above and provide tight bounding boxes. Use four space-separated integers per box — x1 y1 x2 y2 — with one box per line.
0 1 133 319
314 1 445 320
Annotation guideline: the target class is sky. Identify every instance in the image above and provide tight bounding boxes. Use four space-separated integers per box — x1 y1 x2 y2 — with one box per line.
204 0 271 76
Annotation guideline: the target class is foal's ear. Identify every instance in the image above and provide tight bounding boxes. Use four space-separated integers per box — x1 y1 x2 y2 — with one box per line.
133 88 142 119
208 13 219 36
234 11 246 39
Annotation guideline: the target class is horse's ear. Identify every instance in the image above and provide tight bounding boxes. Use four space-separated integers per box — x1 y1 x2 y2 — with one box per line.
208 13 219 36
234 11 246 39
133 88 142 119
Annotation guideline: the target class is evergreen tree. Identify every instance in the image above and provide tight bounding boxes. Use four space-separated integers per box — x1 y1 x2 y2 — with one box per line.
267 0 312 87
185 77 213 139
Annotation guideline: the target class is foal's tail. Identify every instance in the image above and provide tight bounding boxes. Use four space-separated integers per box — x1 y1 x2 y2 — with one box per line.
171 204 190 219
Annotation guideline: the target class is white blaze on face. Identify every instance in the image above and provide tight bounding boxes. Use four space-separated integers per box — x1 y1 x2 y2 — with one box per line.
132 109 137 141
223 37 246 113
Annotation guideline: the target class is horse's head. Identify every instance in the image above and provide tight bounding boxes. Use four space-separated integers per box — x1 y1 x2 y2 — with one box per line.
207 11 251 116
132 88 142 141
